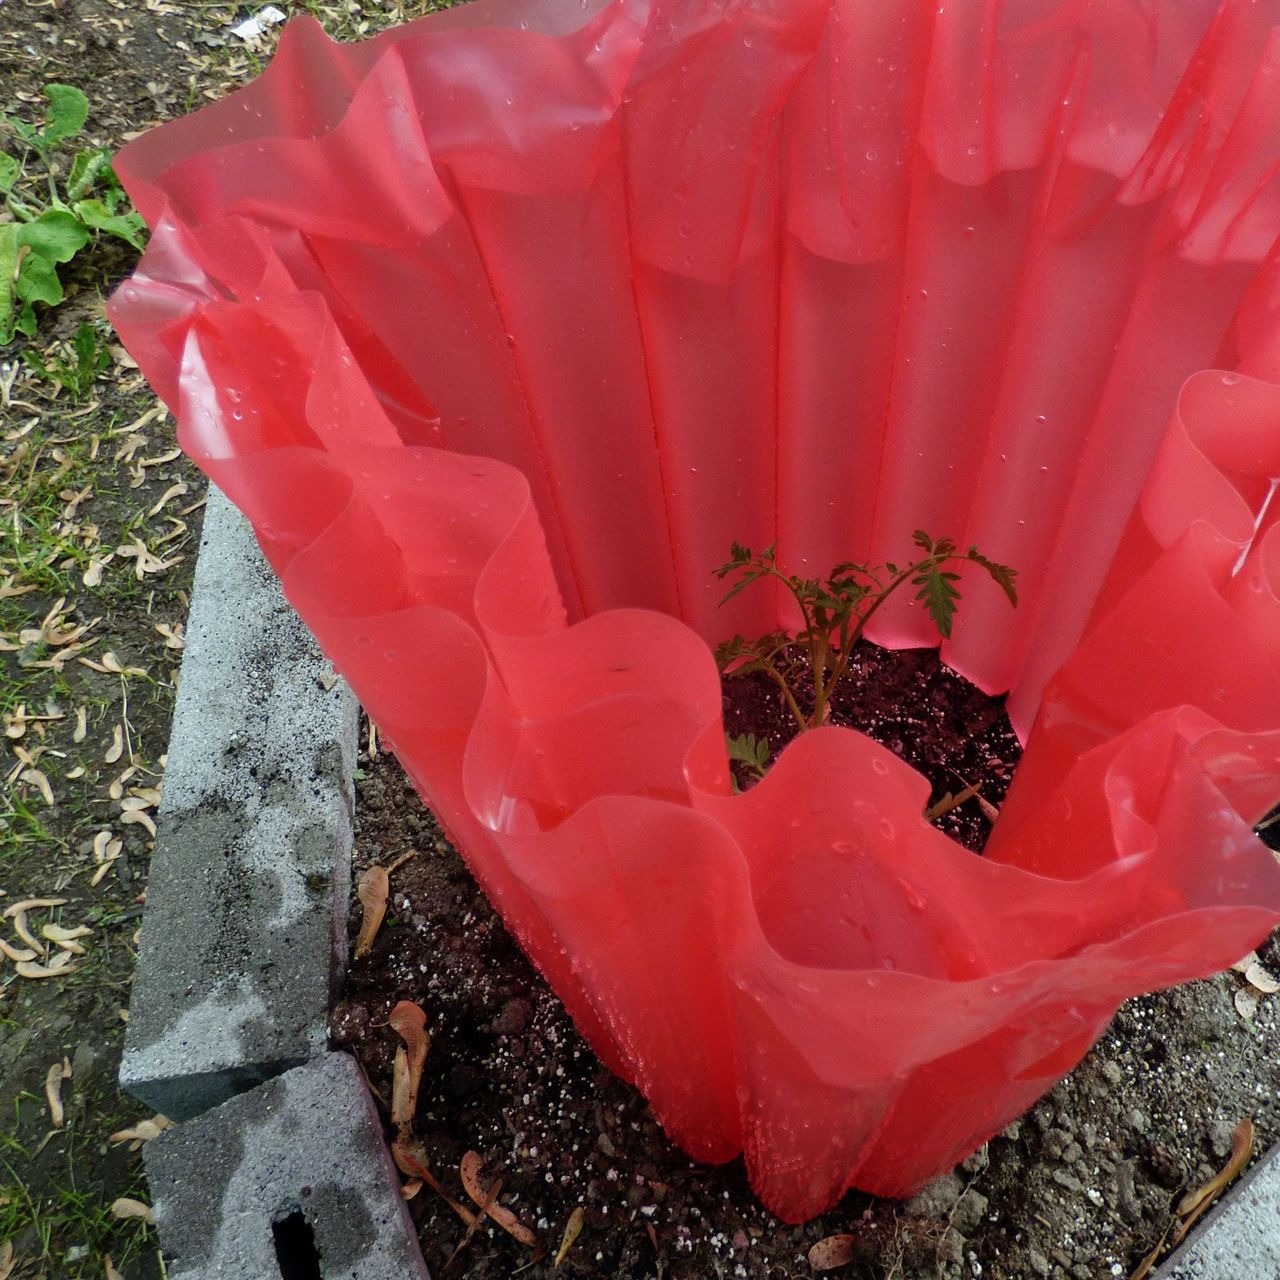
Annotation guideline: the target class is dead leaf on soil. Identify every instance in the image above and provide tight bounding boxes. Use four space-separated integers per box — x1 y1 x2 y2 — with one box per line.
0 939 38 963
16 957 77 979
18 768 54 806
1234 987 1259 1019
1244 961 1279 994
104 723 124 764
389 1000 429 1128
353 865 389 959
73 706 88 742
400 1179 423 1201
42 923 91 955
391 1137 477 1229
120 807 157 838
1128 1224 1171 1280
459 1151 538 1247
44 1057 71 1127
109 1116 173 1150
5 898 67 917
103 1255 124 1280
808 1234 857 1271
1172 1118 1253 1245
445 1169 505 1270
924 781 982 822
554 1206 585 1266
11 911 46 956
0 1240 14 1280
109 1198 155 1225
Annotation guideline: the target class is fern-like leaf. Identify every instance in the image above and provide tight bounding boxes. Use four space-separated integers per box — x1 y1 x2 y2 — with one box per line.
966 548 1019 607
914 566 962 638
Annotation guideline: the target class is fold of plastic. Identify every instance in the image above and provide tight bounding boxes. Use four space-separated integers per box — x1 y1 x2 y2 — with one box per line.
108 0 1280 1222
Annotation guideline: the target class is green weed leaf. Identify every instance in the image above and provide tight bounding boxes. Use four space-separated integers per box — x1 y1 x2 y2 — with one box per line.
73 198 147 250
41 85 89 147
0 152 18 194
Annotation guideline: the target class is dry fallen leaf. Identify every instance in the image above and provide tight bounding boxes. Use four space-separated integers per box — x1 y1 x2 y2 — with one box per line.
0 938 38 963
11 911 46 956
1234 987 1259 1019
391 1137 477 1229
42 923 91 955
109 1198 155 1225
73 706 88 742
401 1179 423 1201
104 1255 123 1280
0 1240 14 1280
1172 1118 1254 1245
5 898 67 917
808 1234 857 1272
44 1058 71 1127
16 958 77 979
18 768 54 807
119 808 157 838
388 1000 430 1130
353 866 389 959
459 1151 538 1247
109 1116 173 1150
1244 961 1279 994
104 723 124 764
554 1206 585 1266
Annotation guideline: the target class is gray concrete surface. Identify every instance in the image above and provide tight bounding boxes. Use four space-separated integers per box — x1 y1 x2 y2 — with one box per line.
121 488 359 1120
1153 1143 1280 1279
145 1051 429 1280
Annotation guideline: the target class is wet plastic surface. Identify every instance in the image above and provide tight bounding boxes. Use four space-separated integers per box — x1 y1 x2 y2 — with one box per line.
110 0 1280 1222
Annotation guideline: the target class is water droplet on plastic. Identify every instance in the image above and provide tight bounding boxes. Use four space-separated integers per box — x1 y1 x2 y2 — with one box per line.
871 758 889 775
1036 413 1048 424
865 149 878 162
1221 372 1241 386
966 144 979 157
878 818 894 839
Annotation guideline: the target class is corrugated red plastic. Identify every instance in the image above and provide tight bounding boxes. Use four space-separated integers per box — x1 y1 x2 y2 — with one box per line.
109 0 1280 1222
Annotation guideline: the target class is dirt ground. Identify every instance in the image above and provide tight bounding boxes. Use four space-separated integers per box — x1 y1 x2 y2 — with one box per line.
343 741 1280 1280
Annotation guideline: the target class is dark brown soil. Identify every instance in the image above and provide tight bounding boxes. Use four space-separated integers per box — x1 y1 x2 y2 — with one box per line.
722 641 1022 850
341 737 1280 1280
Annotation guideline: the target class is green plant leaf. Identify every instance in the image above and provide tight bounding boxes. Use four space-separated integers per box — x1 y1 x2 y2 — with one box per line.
73 198 147 250
2 116 42 153
41 84 89 147
0 222 19 343
0 152 18 194
65 147 112 202
967 548 1019 607
914 566 962 638
9 210 92 333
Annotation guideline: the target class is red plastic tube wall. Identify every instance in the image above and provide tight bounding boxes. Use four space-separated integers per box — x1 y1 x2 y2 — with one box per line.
109 0 1280 1222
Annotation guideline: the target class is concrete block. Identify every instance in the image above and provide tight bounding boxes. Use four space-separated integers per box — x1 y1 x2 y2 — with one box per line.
122 488 359 1120
145 1052 429 1280
1153 1143 1280 1279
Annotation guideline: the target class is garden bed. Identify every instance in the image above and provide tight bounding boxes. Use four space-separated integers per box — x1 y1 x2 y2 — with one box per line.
338 682 1280 1280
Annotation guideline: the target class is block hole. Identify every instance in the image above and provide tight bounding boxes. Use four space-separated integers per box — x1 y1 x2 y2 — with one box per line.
272 1207 323 1280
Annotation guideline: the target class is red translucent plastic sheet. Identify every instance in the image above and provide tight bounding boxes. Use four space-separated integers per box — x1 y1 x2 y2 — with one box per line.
109 0 1280 1221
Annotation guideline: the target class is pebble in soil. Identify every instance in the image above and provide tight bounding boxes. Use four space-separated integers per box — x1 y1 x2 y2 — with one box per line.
340 729 1280 1280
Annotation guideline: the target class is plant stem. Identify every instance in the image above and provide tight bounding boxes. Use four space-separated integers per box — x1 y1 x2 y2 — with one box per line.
762 661 808 733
